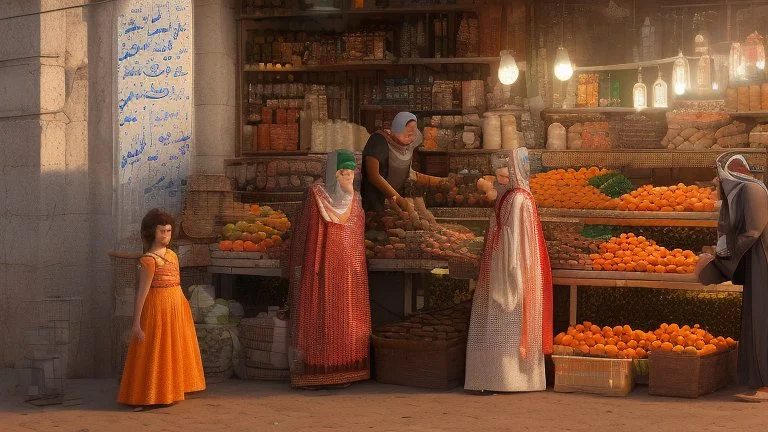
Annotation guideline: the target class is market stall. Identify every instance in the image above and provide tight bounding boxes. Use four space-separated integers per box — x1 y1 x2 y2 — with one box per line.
138 0 768 395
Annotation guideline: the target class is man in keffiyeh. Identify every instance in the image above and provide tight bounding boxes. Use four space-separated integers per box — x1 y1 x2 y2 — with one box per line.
464 147 553 393
696 153 768 402
286 149 371 388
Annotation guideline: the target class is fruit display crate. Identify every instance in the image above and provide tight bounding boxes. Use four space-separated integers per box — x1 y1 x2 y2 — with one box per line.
648 348 737 398
552 355 634 397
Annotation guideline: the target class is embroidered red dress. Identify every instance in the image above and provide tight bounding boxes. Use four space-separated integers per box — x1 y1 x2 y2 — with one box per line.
287 185 371 387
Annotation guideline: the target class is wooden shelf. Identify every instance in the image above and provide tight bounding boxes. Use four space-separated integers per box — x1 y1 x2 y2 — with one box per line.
727 111 768 118
244 61 394 72
367 259 448 272
428 206 718 227
538 148 768 170
538 208 719 228
541 107 668 116
573 55 701 72
243 58 513 73
360 105 462 115
552 269 742 292
238 8 343 20
344 5 477 14
238 4 477 20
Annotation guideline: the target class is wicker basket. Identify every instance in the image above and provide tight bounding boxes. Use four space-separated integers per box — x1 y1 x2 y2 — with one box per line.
648 349 734 398
182 175 234 239
196 324 238 383
372 335 467 390
552 355 634 396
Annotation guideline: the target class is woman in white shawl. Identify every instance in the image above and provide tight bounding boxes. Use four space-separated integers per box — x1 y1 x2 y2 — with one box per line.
696 153 768 402
465 147 553 393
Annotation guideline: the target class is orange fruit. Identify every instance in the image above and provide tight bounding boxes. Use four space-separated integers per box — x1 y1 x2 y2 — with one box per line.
605 345 619 357
554 332 566 345
660 342 674 351
561 334 574 346
672 345 685 354
684 346 698 355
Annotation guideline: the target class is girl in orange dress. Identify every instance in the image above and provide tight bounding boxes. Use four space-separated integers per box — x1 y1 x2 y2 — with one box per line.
118 209 206 408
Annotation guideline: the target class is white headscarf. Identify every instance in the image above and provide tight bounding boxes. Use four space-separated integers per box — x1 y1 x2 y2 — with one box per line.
387 112 423 162
510 147 531 191
715 153 768 256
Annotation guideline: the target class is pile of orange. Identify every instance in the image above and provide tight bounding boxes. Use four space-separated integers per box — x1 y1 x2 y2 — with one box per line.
647 323 736 356
554 322 652 359
553 321 737 359
589 233 698 273
618 184 716 212
530 167 619 210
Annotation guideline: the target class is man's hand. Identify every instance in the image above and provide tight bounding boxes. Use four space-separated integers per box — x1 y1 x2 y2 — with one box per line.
694 253 714 278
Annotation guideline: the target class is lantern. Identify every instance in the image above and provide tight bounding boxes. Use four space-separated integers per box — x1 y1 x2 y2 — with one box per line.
697 49 712 93
497 51 520 85
730 42 746 82
694 34 709 55
554 46 574 81
633 68 647 109
743 31 766 73
672 51 690 95
652 69 668 108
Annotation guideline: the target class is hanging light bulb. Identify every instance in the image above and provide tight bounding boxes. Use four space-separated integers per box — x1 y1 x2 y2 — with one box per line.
554 46 574 81
633 68 647 109
497 50 519 85
554 1 573 82
653 68 668 108
672 51 690 95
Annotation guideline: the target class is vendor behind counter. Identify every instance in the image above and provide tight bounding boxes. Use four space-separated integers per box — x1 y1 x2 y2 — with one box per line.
361 111 439 213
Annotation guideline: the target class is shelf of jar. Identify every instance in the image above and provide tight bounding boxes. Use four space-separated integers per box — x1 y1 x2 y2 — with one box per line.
242 58 518 73
360 105 463 115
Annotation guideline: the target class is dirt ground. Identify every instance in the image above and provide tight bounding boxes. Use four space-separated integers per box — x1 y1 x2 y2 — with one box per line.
0 369 765 432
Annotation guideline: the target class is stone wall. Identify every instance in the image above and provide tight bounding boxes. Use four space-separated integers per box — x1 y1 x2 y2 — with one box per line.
0 0 236 377
194 0 237 174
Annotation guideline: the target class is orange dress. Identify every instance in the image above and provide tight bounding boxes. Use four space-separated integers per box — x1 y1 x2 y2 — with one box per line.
118 250 206 405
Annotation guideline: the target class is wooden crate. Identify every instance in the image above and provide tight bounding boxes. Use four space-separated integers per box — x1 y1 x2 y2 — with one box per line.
372 335 466 390
553 355 634 396
648 349 735 398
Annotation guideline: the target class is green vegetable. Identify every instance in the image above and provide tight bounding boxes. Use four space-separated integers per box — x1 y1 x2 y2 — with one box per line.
589 173 635 198
582 225 614 241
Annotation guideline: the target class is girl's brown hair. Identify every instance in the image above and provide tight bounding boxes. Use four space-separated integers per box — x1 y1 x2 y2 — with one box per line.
140 208 175 249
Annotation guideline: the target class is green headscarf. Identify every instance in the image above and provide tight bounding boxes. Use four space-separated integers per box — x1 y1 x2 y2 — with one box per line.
336 149 356 171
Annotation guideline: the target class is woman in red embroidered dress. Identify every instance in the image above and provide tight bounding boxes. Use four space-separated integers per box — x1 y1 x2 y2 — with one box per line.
287 149 371 388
